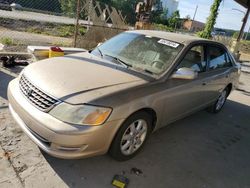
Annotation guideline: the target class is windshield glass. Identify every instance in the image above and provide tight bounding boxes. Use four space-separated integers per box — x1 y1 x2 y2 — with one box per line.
91 32 183 75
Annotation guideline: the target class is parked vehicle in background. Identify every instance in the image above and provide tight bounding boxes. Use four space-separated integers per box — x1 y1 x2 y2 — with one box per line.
10 3 22 10
8 30 240 161
212 28 227 37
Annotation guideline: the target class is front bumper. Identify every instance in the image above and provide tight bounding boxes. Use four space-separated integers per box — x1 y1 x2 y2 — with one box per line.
8 78 124 159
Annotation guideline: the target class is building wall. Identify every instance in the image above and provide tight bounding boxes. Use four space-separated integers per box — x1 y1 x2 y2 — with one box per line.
183 20 205 32
161 0 179 17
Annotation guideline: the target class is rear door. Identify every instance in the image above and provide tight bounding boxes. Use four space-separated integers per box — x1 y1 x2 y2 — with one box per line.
202 44 233 103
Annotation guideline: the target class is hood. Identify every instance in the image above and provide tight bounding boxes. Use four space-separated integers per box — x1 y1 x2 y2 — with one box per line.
23 52 147 103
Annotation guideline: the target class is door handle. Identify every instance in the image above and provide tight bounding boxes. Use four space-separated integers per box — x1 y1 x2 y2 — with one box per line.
202 82 207 86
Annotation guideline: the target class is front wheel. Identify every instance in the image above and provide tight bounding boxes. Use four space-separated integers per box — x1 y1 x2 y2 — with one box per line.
207 88 229 113
109 111 152 161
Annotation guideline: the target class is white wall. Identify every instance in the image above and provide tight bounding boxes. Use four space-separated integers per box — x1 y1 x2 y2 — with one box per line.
161 0 179 17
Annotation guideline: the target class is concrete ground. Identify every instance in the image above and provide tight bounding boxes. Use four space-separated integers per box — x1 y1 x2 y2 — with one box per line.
1 64 250 188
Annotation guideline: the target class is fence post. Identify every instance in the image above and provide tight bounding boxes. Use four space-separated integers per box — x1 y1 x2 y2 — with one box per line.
87 0 93 31
74 0 81 47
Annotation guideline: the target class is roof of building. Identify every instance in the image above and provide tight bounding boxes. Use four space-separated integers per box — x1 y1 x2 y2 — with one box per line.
185 19 205 25
128 30 208 44
234 0 250 8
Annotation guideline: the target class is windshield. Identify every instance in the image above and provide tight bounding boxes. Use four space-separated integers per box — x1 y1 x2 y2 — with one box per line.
91 32 183 75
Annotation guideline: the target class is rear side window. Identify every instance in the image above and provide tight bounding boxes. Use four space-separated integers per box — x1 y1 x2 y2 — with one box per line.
209 46 232 70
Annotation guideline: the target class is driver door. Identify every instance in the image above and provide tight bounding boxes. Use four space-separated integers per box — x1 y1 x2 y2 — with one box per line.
161 44 210 125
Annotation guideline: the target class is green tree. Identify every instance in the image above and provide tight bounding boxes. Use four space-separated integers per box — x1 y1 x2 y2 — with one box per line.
233 31 240 39
198 0 222 39
111 0 138 24
59 0 77 16
168 10 180 28
151 8 168 24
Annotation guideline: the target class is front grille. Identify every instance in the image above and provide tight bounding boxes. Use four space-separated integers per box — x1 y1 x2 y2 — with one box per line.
19 75 58 111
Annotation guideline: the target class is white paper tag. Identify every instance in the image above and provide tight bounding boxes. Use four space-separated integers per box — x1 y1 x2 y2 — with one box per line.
158 39 180 48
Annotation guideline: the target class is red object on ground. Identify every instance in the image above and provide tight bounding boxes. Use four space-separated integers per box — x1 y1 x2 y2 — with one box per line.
50 46 64 52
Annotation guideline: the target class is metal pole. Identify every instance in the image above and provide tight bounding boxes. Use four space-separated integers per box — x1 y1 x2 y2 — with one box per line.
237 7 250 42
190 5 198 31
73 0 81 47
244 24 250 40
87 0 93 31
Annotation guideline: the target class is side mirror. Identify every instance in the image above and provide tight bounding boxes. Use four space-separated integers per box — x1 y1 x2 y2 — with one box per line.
171 67 198 80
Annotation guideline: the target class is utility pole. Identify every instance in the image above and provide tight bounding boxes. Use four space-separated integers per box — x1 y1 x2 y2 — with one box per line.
237 7 250 42
190 5 198 31
73 0 81 47
244 24 250 40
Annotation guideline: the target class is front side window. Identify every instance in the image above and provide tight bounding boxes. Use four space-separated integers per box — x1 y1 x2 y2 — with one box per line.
91 32 183 75
177 45 206 73
209 46 232 70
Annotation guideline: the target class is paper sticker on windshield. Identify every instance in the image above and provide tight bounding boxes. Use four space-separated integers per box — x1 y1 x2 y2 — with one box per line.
158 39 180 48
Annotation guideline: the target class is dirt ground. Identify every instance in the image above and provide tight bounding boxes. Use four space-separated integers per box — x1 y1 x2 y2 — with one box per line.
0 63 250 188
0 28 73 49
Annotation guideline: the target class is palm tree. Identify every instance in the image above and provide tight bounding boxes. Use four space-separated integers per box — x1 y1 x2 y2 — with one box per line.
198 0 222 39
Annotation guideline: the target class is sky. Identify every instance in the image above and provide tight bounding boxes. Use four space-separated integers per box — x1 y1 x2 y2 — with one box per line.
178 0 250 31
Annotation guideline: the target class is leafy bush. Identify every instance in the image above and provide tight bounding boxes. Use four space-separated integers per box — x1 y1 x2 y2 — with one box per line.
199 0 222 39
153 24 174 32
0 37 14 45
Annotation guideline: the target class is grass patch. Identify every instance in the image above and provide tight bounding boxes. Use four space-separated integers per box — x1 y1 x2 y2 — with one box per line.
0 17 87 38
0 37 24 48
153 24 174 32
0 37 14 45
240 40 250 54
241 40 250 45
25 25 87 38
79 27 86 35
57 25 75 37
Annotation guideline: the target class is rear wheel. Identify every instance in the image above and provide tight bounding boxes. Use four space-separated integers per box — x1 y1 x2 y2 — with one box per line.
207 87 229 113
109 111 152 161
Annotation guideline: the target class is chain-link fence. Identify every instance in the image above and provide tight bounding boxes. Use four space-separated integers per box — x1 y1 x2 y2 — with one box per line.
73 0 128 49
0 0 128 52
212 35 250 56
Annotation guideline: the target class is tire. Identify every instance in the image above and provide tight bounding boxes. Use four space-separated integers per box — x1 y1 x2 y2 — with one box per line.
207 87 229 113
109 111 152 161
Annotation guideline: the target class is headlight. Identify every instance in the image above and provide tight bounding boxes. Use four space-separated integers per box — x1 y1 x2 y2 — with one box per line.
49 102 112 126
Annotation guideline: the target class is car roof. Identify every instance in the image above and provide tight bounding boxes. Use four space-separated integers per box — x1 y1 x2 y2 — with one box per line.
127 30 210 45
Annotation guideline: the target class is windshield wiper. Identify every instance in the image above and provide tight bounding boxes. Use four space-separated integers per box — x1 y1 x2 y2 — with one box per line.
133 67 155 75
103 54 155 76
143 69 154 75
97 47 103 58
104 54 131 68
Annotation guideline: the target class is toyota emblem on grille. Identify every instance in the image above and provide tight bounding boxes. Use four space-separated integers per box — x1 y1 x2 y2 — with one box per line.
27 88 33 96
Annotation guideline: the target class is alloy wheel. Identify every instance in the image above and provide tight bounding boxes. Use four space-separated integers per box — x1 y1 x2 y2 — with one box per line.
120 119 148 156
216 90 227 110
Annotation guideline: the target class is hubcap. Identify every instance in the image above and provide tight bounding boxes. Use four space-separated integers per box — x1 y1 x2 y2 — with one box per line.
216 90 227 110
120 119 148 156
